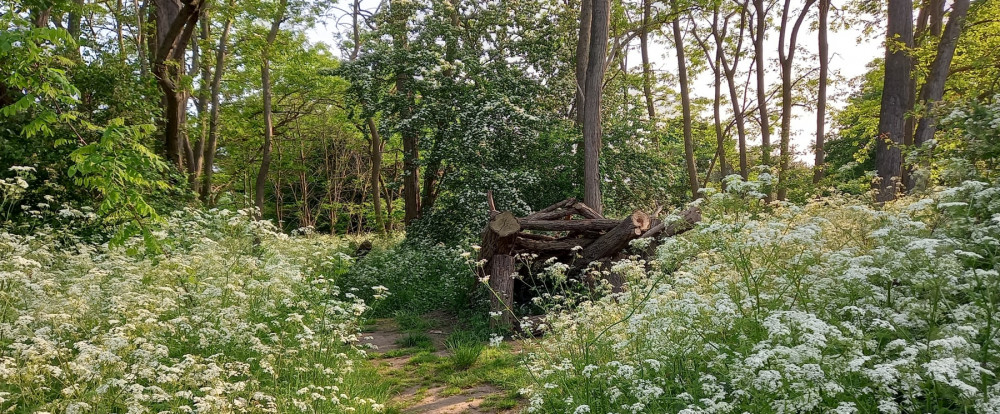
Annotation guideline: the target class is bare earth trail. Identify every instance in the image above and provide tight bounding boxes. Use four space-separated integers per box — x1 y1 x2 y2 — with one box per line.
358 311 522 414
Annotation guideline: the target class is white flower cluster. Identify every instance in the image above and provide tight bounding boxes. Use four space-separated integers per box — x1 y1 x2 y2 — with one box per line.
521 180 1000 413
0 208 385 412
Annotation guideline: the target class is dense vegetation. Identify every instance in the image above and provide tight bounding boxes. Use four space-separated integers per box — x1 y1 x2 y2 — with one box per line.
2 0 1000 412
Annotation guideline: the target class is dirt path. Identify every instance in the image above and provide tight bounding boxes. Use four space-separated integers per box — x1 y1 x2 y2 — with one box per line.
358 312 520 413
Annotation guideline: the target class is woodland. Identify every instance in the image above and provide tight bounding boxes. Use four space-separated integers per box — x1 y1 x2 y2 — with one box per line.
2 0 1000 412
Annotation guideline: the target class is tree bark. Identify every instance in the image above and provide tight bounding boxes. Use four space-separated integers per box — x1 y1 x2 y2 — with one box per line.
580 210 651 264
641 0 655 119
718 4 750 179
583 0 610 214
575 0 593 126
199 11 231 204
752 0 772 167
392 1 421 225
912 0 970 148
151 0 205 172
672 2 700 199
711 7 728 181
875 0 914 202
814 0 830 183
776 0 816 200
254 0 286 218
191 13 211 190
519 219 623 232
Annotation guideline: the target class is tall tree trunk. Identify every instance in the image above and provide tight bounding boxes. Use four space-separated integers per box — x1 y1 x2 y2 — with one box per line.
912 0 970 148
713 33 728 181
68 0 85 52
191 14 210 190
752 0 772 167
254 0 286 218
200 12 232 204
672 3 699 199
392 1 421 225
151 0 204 172
575 0 593 127
814 0 830 184
718 4 750 179
641 0 655 119
776 0 815 200
875 0 914 202
368 118 386 232
134 0 148 78
583 0 610 214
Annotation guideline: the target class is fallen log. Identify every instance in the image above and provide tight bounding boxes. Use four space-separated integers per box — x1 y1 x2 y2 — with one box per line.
524 198 577 220
640 206 701 239
572 202 605 219
579 210 651 264
527 208 576 221
515 236 595 252
519 218 622 232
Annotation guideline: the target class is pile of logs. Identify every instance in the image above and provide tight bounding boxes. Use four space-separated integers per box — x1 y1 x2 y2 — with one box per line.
477 193 702 328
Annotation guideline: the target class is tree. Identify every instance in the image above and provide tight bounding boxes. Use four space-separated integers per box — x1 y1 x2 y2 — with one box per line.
390 0 420 225
875 0 914 202
814 0 830 183
751 0 773 167
776 0 815 200
641 0 656 119
672 0 700 199
254 0 288 217
575 0 593 127
151 0 206 172
912 0 971 147
199 5 233 203
583 0 610 213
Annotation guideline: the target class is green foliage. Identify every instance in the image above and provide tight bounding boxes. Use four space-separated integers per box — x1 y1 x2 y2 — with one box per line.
342 238 475 317
66 119 171 249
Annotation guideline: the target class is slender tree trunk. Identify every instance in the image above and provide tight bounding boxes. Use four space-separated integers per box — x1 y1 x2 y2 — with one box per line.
390 1 420 225
752 0 772 167
583 0 610 213
912 0 970 148
776 0 815 201
672 4 700 199
134 0 148 78
875 0 914 202
814 0 830 184
368 118 386 232
641 0 655 119
68 0 84 52
718 5 750 179
191 14 211 190
200 13 232 204
575 0 593 127
254 0 286 218
713 36 728 181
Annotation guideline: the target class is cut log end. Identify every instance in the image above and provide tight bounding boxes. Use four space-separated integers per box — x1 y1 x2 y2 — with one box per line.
489 211 520 237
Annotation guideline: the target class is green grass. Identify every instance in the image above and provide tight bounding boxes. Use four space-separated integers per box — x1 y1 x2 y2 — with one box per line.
394 311 432 332
396 332 435 350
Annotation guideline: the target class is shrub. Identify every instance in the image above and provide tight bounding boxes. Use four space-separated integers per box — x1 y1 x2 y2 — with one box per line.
343 238 475 317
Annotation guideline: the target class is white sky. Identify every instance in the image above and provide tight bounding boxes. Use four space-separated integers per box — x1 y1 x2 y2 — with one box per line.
305 3 884 165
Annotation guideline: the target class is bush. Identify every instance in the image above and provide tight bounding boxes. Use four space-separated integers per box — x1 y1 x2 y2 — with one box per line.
519 178 1000 414
342 238 476 317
